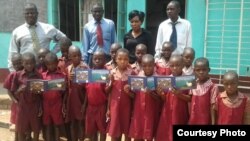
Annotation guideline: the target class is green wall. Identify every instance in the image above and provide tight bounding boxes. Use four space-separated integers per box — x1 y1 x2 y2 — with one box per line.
0 33 11 68
186 0 206 59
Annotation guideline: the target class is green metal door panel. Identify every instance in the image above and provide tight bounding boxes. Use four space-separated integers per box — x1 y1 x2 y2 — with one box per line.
117 0 127 43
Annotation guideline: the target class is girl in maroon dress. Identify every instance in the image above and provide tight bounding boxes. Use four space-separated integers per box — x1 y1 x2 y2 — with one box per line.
182 47 195 75
155 41 173 75
212 71 250 125
106 48 134 141
156 55 191 141
105 43 122 71
130 44 147 75
126 54 161 141
66 46 89 141
189 57 219 124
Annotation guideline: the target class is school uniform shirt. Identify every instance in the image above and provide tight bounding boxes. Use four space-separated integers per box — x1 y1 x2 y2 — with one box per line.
108 67 134 137
129 70 161 140
155 17 192 59
8 22 66 72
189 79 219 124
130 61 142 75
182 66 194 75
42 70 65 125
66 62 89 122
36 64 47 75
58 56 71 75
105 60 116 71
11 69 42 133
215 91 250 125
82 18 117 62
155 57 171 75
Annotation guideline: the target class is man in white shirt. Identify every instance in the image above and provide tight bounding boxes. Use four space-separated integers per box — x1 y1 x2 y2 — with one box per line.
8 3 66 71
155 0 192 60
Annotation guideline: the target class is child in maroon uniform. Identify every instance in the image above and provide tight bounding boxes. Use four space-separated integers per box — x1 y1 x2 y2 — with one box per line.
3 53 23 141
42 52 66 141
12 53 42 141
106 48 134 141
66 46 89 141
189 57 219 124
105 43 122 70
58 37 72 75
182 47 195 75
212 71 250 125
126 54 160 141
155 41 173 75
156 55 191 141
37 48 50 74
84 50 108 141
130 44 147 75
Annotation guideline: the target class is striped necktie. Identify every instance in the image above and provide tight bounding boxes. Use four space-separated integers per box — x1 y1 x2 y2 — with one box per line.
170 22 177 51
29 25 41 54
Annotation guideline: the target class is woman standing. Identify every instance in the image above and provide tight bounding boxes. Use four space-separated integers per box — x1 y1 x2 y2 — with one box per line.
124 10 153 64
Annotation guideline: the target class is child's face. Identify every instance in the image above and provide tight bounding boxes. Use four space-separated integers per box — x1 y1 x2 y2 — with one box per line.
135 47 147 62
45 60 58 72
142 60 154 76
22 58 35 72
12 58 23 71
38 51 48 65
183 51 194 67
116 52 129 70
110 46 119 60
223 75 238 96
169 58 183 76
92 54 106 69
161 44 172 59
60 46 69 59
194 62 210 82
69 51 81 66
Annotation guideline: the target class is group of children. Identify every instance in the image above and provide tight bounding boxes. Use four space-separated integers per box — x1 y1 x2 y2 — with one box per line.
4 38 250 141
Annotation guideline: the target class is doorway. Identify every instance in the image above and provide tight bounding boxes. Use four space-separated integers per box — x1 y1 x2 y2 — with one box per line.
146 0 186 47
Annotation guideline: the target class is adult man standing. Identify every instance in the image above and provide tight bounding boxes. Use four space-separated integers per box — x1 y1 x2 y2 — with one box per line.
82 3 117 66
8 3 66 71
155 0 192 60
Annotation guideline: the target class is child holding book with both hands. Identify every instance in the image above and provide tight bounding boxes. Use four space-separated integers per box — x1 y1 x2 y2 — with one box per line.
11 53 43 141
42 52 67 141
66 46 89 141
156 55 191 141
106 48 135 141
189 57 219 125
3 53 23 141
130 44 147 75
84 50 108 141
212 70 250 125
125 54 161 141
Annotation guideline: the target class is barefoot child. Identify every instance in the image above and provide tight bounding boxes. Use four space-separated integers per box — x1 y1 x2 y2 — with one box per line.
130 44 147 74
182 47 195 75
105 43 122 70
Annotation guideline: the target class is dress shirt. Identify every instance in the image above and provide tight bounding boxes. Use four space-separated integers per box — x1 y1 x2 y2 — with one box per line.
155 17 192 59
82 18 117 62
8 22 66 71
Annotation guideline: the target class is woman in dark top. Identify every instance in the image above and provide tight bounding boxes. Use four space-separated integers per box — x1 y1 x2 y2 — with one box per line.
124 10 154 63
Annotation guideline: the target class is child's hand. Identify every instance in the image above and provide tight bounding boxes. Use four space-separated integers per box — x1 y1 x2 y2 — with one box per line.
123 84 131 94
106 109 111 122
170 87 181 95
38 107 43 117
107 74 114 86
17 85 26 94
156 86 164 96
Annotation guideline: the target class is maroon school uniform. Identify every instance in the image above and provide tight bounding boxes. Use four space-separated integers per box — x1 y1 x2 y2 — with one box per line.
58 56 71 75
36 64 47 75
108 67 134 137
129 71 161 140
11 70 42 133
3 72 18 124
65 62 88 122
42 70 65 125
85 83 107 135
156 90 189 141
105 60 115 71
215 91 249 125
189 79 219 124
155 58 171 75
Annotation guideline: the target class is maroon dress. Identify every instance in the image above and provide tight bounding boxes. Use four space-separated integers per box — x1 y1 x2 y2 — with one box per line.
155 58 171 75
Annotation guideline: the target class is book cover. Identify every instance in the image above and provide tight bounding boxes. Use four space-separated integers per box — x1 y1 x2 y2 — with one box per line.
90 69 110 83
155 76 174 91
128 76 146 91
74 69 90 83
47 78 66 91
174 75 196 90
146 76 156 90
27 79 47 92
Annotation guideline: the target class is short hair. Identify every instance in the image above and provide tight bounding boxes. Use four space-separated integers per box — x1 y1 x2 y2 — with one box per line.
24 3 38 12
93 49 106 56
11 53 22 61
170 54 183 62
136 44 147 52
116 48 129 56
223 70 238 81
59 37 72 47
111 43 122 49
183 47 195 57
22 52 36 62
162 41 174 48
38 48 50 54
169 0 181 9
45 52 58 63
128 10 145 23
194 57 210 68
142 54 154 63
92 3 103 11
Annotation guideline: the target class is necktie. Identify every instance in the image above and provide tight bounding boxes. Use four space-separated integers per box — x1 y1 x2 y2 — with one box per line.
169 22 177 51
96 22 104 47
29 25 41 54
